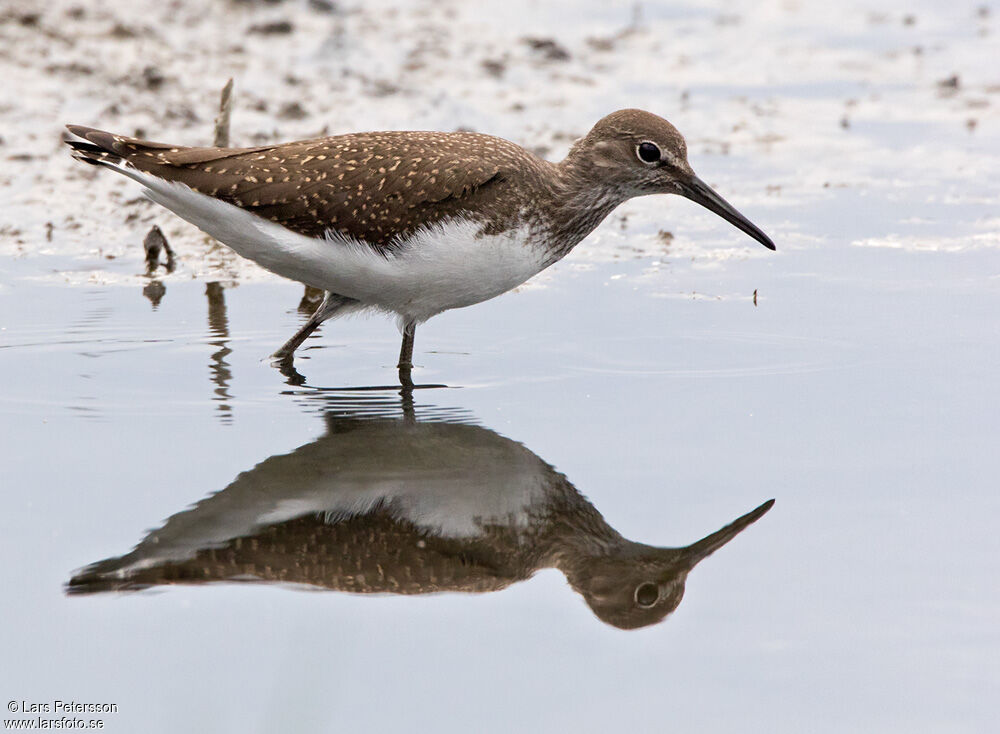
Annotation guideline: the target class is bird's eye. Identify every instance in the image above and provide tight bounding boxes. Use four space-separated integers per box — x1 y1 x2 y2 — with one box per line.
634 582 659 608
636 142 661 164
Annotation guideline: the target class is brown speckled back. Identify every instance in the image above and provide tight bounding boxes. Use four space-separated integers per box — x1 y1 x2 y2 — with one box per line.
68 126 556 251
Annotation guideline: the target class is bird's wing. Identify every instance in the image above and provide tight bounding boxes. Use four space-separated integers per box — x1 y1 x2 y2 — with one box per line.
66 126 511 250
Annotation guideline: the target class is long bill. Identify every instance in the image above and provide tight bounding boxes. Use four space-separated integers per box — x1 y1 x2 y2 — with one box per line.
679 498 775 570
679 176 776 251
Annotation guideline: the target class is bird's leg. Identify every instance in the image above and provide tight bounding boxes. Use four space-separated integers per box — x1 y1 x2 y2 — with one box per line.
270 291 355 363
397 320 416 389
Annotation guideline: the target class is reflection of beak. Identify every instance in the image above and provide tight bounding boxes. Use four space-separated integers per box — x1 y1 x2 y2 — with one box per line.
680 498 775 570
679 176 776 251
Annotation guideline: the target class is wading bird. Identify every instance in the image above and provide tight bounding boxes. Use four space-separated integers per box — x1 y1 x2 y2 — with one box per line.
67 109 774 386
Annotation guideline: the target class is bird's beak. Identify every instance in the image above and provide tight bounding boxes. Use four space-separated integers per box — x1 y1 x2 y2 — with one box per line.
678 176 776 250
679 498 775 570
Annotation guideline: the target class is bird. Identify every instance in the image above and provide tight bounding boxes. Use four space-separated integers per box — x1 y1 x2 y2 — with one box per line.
65 109 775 387
66 397 774 630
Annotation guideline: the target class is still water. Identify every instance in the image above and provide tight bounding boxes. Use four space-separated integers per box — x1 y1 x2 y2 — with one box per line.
2 0 999 728
1 229 997 730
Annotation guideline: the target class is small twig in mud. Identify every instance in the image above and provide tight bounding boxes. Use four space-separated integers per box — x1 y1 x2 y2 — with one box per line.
214 78 234 148
143 224 176 274
143 224 165 272
140 78 227 293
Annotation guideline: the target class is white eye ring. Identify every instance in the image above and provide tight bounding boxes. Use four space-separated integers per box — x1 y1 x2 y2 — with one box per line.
636 141 661 164
634 582 659 608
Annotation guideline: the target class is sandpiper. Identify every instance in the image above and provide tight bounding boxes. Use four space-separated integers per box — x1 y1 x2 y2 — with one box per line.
66 109 775 386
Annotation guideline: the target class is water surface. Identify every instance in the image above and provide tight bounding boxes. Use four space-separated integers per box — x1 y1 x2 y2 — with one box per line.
1 0 998 731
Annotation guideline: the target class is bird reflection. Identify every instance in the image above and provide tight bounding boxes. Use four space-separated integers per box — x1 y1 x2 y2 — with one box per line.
67 396 772 629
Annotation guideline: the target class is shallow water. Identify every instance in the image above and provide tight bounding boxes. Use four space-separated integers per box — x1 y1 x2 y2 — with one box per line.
3 227 999 730
2 0 1000 731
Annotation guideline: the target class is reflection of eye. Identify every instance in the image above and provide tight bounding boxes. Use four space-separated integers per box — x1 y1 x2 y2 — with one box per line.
636 142 661 164
634 582 659 608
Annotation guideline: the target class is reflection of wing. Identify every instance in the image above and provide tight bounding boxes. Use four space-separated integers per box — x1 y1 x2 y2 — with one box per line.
67 126 526 250
68 509 522 595
67 419 557 594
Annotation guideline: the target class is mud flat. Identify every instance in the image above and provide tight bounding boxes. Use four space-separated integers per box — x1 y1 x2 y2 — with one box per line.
2 0 996 291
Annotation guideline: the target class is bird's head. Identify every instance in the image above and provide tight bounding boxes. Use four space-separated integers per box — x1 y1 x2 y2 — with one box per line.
566 108 775 250
562 499 774 630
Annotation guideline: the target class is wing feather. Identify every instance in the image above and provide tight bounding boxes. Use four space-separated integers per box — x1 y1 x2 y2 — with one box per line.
67 126 512 249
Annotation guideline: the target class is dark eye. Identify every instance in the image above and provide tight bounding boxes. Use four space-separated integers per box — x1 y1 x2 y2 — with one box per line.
636 142 660 164
634 582 659 608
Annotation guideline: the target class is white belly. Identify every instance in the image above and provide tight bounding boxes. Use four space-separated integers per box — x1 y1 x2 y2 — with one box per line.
135 171 547 322
273 216 547 323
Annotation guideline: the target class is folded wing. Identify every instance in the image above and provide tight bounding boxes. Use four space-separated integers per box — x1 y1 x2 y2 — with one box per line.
66 126 509 250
